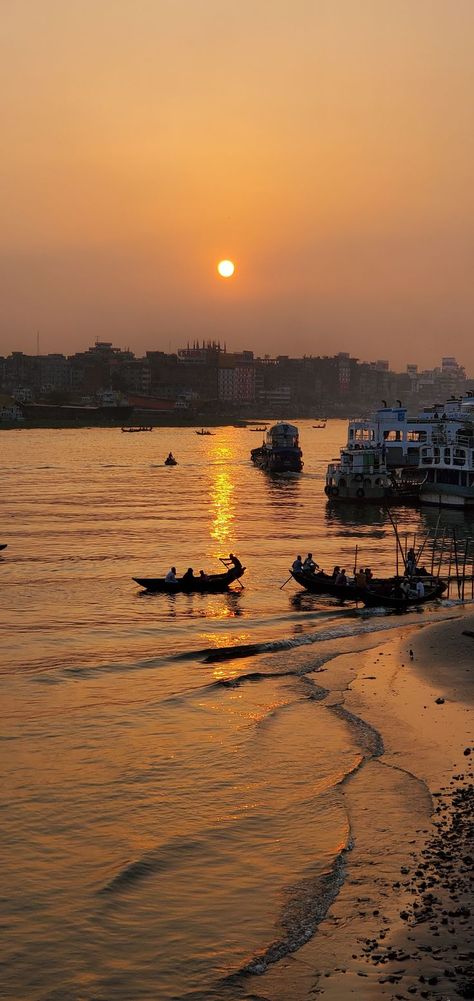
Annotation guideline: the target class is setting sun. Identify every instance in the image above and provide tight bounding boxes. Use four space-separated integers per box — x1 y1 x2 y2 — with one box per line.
217 260 235 278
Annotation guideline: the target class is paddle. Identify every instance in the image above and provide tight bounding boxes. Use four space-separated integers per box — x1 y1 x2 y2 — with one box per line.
280 574 293 589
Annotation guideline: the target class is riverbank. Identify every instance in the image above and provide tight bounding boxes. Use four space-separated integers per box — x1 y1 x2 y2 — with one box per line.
254 611 473 1001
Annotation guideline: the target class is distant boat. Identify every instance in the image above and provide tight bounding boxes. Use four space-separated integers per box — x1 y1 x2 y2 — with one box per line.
195 428 214 436
121 426 153 433
164 455 177 466
0 544 7 551
249 426 268 432
312 422 326 429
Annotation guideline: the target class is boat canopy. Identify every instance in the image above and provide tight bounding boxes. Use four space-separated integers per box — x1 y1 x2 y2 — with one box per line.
266 423 299 447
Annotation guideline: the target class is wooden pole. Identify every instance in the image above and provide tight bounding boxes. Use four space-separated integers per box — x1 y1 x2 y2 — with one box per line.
452 528 460 599
446 533 454 599
460 538 469 601
280 574 293 590
437 528 447 579
353 544 358 577
387 508 405 572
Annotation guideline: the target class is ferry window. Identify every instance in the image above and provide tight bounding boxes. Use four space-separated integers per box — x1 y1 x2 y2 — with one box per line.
433 447 440 464
444 448 451 465
383 430 402 441
354 429 373 442
407 431 426 442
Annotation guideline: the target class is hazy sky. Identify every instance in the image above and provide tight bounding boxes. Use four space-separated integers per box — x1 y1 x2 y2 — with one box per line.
1 0 473 371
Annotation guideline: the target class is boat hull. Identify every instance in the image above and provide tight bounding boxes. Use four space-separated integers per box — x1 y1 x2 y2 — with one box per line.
133 568 244 593
290 570 446 607
251 447 303 473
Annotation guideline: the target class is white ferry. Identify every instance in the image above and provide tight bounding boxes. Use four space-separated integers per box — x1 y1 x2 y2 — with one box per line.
326 393 474 508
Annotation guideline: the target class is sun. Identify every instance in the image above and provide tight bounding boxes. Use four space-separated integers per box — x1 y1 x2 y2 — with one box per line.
217 259 235 278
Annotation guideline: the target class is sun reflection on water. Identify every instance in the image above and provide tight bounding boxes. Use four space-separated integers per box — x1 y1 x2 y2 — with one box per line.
209 445 235 548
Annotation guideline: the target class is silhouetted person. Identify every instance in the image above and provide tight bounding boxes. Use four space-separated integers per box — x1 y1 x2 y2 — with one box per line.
165 566 177 582
228 553 242 574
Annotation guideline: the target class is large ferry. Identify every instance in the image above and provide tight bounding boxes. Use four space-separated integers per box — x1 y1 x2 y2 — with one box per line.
251 422 303 473
326 394 474 508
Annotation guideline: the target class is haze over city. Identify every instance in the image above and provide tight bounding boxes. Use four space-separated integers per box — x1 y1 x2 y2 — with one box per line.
2 0 474 369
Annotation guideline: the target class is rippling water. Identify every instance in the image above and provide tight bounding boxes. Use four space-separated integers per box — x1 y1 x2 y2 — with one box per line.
1 422 473 1000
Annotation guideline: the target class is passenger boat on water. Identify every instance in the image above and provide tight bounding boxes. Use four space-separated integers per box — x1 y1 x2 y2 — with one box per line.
133 566 245 593
122 426 153 433
251 423 303 473
325 443 423 503
329 394 474 508
290 568 446 607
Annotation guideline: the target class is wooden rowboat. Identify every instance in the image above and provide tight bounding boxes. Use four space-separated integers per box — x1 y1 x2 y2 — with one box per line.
290 569 446 607
133 566 245 593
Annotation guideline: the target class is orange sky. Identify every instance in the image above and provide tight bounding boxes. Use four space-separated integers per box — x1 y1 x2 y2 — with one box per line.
1 0 473 371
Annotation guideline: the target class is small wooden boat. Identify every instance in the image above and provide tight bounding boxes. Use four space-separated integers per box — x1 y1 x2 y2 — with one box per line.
195 429 214 436
133 566 245 593
0 544 7 551
290 569 446 607
249 426 268 432
164 456 177 466
312 422 326 429
122 426 153 433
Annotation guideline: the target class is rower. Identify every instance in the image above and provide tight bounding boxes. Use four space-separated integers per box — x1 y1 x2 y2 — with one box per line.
182 568 194 582
292 555 303 573
228 553 243 574
165 566 177 582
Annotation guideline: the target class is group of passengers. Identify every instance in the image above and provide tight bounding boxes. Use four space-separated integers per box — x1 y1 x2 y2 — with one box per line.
291 551 429 600
164 553 242 584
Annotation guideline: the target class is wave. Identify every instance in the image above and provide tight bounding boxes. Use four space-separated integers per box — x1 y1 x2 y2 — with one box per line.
225 838 353 980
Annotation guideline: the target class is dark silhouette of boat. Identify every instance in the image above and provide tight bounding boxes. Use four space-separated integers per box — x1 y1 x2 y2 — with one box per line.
133 566 245 593
0 544 7 551
195 429 214 436
251 423 303 473
122 426 153 433
164 456 177 465
290 569 446 607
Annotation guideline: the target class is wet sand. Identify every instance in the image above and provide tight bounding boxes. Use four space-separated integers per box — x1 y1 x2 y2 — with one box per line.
254 611 474 1001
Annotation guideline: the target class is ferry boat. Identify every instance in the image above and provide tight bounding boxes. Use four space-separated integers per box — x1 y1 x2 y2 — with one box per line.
325 444 423 503
328 394 474 509
251 422 303 473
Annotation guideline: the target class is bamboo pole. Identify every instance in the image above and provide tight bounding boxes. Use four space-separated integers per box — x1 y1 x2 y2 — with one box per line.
387 509 405 573
460 537 469 601
437 528 447 579
446 533 454 599
452 528 460 599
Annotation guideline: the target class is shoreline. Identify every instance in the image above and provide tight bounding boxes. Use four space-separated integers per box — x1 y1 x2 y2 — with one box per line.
253 610 473 1001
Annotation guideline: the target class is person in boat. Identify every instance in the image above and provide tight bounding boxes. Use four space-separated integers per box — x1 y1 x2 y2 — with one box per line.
415 578 425 598
365 567 373 584
400 577 411 598
335 568 347 586
331 566 341 580
166 452 175 463
292 555 303 573
165 566 177 583
228 553 243 574
354 568 367 588
406 547 417 576
199 569 208 581
303 553 318 573
182 567 194 583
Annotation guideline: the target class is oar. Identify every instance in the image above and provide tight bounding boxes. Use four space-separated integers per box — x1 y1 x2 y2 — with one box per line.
280 573 293 589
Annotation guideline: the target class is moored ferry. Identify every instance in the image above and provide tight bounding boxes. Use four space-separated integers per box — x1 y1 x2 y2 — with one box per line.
328 394 474 508
251 422 303 473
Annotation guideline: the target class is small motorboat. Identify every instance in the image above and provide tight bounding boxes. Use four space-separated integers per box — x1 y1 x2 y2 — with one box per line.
195 429 214 436
164 455 177 466
312 422 326 429
249 426 268 432
133 566 245 593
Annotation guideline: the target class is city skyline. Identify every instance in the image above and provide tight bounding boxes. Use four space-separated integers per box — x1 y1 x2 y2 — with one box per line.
2 1 474 369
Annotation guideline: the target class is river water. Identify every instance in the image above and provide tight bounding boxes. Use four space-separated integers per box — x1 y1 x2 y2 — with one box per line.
1 421 473 1000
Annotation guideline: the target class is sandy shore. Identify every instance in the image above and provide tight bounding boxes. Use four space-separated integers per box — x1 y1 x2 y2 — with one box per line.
251 610 474 1001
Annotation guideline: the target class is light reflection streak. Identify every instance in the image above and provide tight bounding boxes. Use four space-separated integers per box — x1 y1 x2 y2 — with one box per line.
209 443 235 549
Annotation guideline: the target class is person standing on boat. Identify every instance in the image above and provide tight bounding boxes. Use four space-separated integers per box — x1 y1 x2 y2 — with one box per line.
354 568 367 588
406 548 417 576
228 553 243 574
292 555 303 573
331 565 341 580
165 566 177 582
335 568 347 586
303 553 318 573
